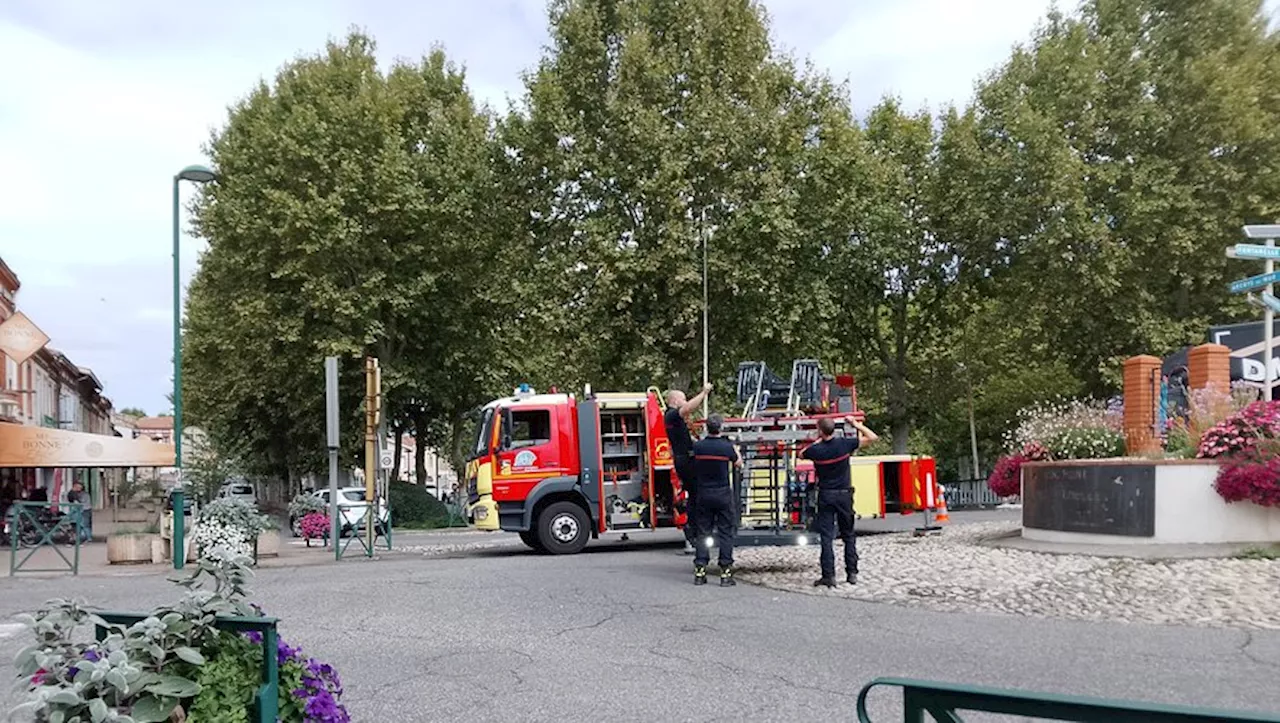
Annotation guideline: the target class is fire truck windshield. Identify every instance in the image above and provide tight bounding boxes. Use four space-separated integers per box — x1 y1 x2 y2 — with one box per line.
470 407 496 460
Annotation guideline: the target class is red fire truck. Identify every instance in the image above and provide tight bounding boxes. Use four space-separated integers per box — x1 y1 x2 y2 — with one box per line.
463 360 941 554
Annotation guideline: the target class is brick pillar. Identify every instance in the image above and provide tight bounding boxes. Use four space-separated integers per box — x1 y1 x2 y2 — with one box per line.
1187 343 1231 392
1123 355 1162 456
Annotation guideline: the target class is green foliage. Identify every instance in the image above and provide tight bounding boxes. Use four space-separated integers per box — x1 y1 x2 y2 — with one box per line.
184 32 506 481
118 407 146 419
10 556 258 723
180 0 1280 483
288 492 326 520
389 481 458 529
277 658 307 722
187 633 256 723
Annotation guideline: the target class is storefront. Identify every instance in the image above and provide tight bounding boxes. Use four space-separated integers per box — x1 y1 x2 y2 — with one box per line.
0 422 174 522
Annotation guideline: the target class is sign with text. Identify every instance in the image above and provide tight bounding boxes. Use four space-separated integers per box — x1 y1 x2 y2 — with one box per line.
0 423 175 468
1022 463 1156 537
1230 271 1280 294
0 312 49 365
1209 320 1280 385
1229 244 1280 260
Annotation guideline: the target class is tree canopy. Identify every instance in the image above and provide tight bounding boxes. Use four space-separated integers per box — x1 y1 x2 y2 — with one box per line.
181 0 1280 485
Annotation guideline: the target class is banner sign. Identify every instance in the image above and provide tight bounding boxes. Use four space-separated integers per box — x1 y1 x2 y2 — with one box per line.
0 424 175 468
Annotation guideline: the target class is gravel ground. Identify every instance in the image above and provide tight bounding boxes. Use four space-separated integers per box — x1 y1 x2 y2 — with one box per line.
735 522 1280 630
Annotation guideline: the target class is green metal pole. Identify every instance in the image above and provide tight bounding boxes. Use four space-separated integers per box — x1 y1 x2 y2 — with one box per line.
172 176 185 570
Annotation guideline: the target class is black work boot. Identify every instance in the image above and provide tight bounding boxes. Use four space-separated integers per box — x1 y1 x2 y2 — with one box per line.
694 565 708 585
812 577 837 589
720 566 736 587
846 572 858 586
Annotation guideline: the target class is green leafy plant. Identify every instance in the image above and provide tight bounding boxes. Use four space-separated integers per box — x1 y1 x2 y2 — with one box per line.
186 633 256 723
389 481 459 529
289 493 326 521
12 554 349 722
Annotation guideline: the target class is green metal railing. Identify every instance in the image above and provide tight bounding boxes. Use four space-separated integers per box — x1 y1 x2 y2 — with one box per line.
95 612 279 723
856 678 1280 722
8 502 83 576
332 502 392 560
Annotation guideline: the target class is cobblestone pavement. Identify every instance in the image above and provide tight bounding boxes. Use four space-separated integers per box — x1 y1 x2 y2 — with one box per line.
735 522 1280 630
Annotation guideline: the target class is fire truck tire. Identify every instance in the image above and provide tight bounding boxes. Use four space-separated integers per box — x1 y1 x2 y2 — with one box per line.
518 530 544 552
537 502 590 555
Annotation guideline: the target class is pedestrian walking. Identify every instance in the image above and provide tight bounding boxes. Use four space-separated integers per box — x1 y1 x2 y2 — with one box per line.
664 383 712 554
800 416 879 588
690 414 741 586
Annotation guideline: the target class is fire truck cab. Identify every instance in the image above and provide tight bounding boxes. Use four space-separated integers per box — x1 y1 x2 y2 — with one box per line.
464 385 683 554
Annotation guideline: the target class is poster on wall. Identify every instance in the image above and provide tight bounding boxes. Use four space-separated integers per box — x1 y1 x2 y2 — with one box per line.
0 424 175 468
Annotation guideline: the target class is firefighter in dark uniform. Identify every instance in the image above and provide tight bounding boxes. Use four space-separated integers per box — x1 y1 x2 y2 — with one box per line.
800 415 879 588
664 383 712 554
691 414 742 586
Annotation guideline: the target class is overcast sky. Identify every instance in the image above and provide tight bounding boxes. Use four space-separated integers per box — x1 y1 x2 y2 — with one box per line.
4 0 1265 413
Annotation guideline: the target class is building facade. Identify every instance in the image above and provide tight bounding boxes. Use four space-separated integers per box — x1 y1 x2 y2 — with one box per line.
0 256 122 510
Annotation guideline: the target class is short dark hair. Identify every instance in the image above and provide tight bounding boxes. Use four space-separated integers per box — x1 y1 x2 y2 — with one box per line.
817 418 836 437
706 414 724 436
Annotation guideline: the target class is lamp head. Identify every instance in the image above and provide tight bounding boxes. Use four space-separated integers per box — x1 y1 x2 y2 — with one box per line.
176 164 217 183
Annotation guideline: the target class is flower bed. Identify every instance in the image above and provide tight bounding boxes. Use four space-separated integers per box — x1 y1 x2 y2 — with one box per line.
988 398 1124 497
1197 400 1280 508
196 498 271 563
10 555 350 722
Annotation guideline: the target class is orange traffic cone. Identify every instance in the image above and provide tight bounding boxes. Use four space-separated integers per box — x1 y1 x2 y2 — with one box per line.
934 495 950 524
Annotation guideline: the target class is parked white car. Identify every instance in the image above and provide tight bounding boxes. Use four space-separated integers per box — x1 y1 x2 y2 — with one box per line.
217 481 257 505
290 487 389 538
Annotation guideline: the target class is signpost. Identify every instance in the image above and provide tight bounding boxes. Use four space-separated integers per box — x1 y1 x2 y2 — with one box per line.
1230 271 1280 294
1227 225 1280 401
325 357 340 561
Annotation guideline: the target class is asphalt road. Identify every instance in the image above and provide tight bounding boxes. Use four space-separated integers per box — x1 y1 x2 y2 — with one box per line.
2 525 1277 721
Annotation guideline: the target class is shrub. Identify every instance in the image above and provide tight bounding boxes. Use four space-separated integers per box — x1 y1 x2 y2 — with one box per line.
1214 457 1280 508
1005 397 1123 457
388 481 458 529
1184 382 1258 446
986 443 1048 498
196 498 270 561
1044 426 1126 460
289 493 326 521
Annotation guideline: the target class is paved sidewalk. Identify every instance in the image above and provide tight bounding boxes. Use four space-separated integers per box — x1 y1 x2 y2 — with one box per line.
984 530 1268 559
2 535 410 579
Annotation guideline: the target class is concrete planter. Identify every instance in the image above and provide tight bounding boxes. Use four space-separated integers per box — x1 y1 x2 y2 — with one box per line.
1022 459 1280 545
255 530 281 558
107 533 158 565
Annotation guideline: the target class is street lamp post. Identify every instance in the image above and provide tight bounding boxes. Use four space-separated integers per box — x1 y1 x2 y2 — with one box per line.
171 164 217 570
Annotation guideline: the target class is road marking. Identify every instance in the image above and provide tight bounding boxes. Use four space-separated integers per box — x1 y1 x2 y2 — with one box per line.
0 623 26 639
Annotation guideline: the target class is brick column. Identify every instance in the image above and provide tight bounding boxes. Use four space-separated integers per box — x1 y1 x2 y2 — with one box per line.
1123 355 1162 456
1187 343 1231 392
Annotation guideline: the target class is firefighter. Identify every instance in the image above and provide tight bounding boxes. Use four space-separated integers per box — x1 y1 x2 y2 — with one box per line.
801 415 879 588
665 383 712 554
690 414 742 586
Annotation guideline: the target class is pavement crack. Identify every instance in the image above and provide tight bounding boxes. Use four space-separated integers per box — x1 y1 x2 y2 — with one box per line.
555 612 619 636
1237 629 1278 669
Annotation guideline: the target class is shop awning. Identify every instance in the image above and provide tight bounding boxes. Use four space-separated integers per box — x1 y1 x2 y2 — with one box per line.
0 423 175 468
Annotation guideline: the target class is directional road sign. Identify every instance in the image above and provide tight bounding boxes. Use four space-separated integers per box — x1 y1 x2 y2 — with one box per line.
1243 224 1280 240
1228 244 1280 260
1229 270 1280 294
1261 292 1280 314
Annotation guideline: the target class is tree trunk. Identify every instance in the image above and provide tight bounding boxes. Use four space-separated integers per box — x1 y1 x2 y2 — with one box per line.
413 410 428 486
887 361 911 454
390 423 403 483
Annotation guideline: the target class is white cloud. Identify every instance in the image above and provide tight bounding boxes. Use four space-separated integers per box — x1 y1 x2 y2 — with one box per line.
1 0 1203 412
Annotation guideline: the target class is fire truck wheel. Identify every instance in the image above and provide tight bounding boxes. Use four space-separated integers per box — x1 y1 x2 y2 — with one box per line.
537 502 590 555
518 530 544 552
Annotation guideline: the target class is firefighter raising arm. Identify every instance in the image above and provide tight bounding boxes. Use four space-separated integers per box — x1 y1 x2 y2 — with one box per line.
678 382 713 419
846 416 879 446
